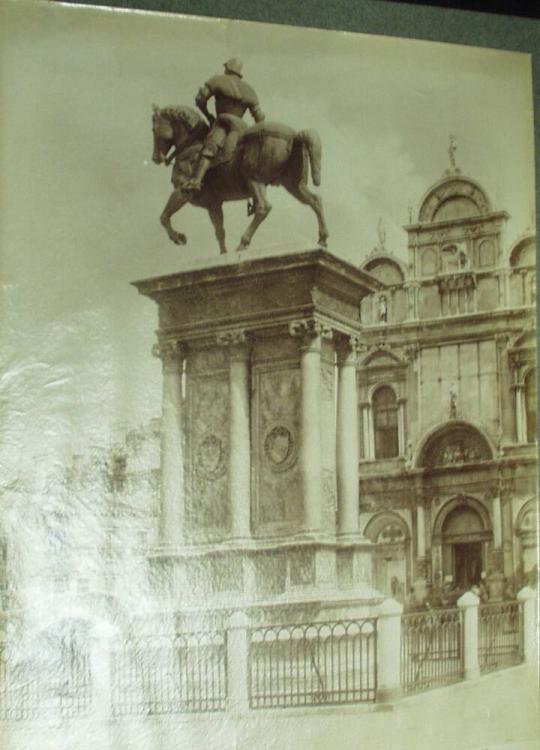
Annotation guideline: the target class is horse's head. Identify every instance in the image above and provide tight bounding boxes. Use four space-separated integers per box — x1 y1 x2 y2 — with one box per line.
151 104 209 166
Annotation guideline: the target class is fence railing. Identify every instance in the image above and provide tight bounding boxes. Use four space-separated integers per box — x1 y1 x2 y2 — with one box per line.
401 608 463 695
478 601 523 674
111 631 227 716
0 648 91 721
0 587 536 722
248 619 377 709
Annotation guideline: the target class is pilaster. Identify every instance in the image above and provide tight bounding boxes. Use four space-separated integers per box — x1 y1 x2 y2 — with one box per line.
153 340 187 546
336 334 361 536
217 330 252 540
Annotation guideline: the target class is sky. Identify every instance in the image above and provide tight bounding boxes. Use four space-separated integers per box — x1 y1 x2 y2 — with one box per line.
0 0 536 479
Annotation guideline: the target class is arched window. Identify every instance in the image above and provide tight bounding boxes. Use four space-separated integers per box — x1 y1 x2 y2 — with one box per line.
525 370 536 444
373 386 399 459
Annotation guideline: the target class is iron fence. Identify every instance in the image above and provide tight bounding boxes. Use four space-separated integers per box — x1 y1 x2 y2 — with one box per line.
249 618 377 709
478 601 523 674
0 652 40 721
0 646 91 720
111 631 227 716
401 608 463 694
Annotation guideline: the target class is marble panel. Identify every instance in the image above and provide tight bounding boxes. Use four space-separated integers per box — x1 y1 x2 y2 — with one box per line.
253 365 301 531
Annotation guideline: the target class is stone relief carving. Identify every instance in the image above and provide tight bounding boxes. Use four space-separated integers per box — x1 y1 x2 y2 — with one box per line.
263 425 297 472
196 432 226 480
321 361 334 400
255 368 301 526
216 329 247 347
289 318 333 341
322 468 337 529
188 375 229 531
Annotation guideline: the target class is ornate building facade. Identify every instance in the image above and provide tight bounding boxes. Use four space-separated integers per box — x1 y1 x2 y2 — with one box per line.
358 167 537 599
134 165 537 622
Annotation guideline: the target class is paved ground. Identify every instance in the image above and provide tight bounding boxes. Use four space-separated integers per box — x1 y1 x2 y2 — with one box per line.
3 663 539 749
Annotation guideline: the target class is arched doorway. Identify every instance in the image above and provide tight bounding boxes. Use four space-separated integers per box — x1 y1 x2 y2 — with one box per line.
364 513 410 599
439 503 491 588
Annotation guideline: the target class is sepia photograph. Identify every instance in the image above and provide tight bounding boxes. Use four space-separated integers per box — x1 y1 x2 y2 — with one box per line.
0 0 538 748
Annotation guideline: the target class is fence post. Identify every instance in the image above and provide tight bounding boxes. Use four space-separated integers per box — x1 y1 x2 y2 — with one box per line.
457 590 480 680
517 585 538 667
376 597 403 702
227 610 250 714
89 632 113 721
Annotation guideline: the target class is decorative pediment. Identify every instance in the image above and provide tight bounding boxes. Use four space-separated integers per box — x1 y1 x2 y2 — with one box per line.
418 177 491 224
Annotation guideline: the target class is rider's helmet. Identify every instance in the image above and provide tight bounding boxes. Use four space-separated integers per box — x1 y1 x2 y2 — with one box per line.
223 58 243 77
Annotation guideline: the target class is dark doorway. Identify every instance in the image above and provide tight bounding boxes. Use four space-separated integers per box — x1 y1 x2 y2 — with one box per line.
453 542 482 588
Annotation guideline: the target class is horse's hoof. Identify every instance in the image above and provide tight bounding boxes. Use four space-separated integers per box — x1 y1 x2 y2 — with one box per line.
173 233 187 246
236 242 249 252
220 246 228 255
318 238 328 250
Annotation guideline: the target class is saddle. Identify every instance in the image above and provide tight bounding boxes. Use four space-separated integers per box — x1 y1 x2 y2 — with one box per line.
215 116 296 165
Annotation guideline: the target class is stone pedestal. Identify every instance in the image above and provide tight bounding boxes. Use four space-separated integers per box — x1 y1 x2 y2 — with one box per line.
134 249 382 611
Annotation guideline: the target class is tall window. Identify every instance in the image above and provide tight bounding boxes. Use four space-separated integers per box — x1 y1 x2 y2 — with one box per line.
525 370 536 444
373 386 399 459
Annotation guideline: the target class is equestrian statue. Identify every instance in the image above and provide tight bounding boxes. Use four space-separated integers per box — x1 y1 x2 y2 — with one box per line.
152 58 328 254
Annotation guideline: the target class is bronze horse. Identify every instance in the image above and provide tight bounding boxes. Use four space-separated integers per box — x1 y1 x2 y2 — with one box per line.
151 106 329 254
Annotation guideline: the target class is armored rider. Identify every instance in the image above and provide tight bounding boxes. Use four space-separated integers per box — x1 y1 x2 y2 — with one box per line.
186 58 265 191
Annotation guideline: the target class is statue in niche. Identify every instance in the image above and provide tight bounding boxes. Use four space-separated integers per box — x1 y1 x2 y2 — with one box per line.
378 294 388 323
449 384 458 419
448 134 458 170
151 58 328 253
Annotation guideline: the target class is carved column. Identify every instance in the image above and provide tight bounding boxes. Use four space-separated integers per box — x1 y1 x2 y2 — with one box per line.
289 319 330 534
218 330 251 539
153 340 186 546
491 495 502 550
336 335 360 535
397 398 406 456
514 385 526 443
416 503 426 559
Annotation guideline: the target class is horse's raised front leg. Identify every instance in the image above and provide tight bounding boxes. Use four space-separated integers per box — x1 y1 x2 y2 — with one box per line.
283 180 329 249
207 203 227 255
236 181 272 252
160 188 189 246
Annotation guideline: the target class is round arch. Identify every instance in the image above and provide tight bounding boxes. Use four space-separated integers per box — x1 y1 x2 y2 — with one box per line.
417 176 491 224
362 255 406 285
508 233 536 268
432 495 491 542
366 381 400 401
413 420 495 469
515 497 538 536
364 511 411 544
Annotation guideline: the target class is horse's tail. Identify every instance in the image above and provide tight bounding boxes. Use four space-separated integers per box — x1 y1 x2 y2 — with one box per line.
296 129 321 186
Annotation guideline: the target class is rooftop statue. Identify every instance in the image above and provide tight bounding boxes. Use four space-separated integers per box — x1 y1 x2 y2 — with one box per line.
151 58 328 254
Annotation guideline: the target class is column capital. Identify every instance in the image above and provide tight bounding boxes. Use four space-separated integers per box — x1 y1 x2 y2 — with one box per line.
335 333 361 365
403 343 420 362
217 329 251 362
289 318 332 350
152 340 187 367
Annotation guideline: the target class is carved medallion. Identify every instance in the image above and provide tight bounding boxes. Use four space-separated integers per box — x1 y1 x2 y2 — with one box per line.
264 425 297 472
197 433 226 480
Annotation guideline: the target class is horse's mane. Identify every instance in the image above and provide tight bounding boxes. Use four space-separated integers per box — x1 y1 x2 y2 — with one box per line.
158 106 204 131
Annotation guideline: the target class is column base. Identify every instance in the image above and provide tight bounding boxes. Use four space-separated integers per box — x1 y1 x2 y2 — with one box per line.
464 667 480 681
376 685 403 703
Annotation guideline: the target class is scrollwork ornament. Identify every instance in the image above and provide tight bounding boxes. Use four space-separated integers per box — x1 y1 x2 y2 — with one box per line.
152 340 187 365
288 318 333 342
